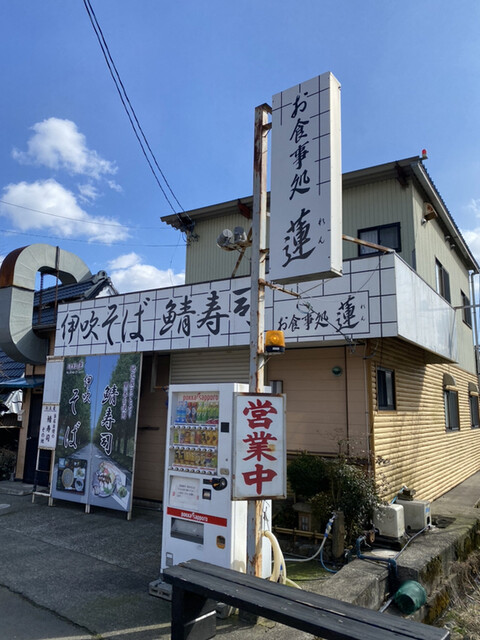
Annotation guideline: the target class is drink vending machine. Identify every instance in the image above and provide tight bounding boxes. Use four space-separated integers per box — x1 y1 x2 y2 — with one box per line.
160 383 271 577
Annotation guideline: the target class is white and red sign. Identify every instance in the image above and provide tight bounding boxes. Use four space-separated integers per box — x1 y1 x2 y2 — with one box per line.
233 394 286 500
166 506 227 527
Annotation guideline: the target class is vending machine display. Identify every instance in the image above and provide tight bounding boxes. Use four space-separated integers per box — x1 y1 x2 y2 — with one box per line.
169 393 219 474
161 384 271 577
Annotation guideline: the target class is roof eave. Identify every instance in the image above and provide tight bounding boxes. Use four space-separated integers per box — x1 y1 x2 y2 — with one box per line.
410 162 480 274
161 156 480 274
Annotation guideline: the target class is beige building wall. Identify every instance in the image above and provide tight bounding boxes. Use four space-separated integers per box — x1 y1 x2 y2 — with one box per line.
186 211 252 284
411 187 476 374
266 346 369 459
342 179 415 265
371 338 480 502
134 355 169 501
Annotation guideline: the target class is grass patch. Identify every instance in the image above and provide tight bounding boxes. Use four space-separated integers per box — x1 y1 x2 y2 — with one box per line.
283 559 331 581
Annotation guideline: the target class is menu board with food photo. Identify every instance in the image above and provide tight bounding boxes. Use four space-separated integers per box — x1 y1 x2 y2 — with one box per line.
51 353 142 514
56 457 88 494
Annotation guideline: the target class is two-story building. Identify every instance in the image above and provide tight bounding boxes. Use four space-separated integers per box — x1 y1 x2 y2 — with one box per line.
158 155 480 501
43 156 480 503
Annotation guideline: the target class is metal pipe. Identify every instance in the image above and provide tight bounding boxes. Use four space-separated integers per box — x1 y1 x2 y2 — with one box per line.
470 272 480 376
246 103 271 577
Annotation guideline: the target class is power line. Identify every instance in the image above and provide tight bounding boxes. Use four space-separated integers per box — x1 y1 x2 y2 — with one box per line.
82 0 194 233
0 199 170 231
0 227 184 248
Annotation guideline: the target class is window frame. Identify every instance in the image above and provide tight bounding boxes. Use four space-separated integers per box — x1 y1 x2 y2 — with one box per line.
461 291 472 328
377 367 396 411
469 382 479 429
357 222 401 256
443 374 459 432
435 259 451 304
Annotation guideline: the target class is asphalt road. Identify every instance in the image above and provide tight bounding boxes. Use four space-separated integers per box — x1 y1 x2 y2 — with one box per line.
0 490 310 640
0 584 92 640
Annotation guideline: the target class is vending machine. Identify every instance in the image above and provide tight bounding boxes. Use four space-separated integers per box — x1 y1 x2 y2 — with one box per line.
160 383 271 577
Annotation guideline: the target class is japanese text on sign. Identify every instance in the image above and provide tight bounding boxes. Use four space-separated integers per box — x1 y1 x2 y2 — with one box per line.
54 270 380 357
233 394 286 500
39 404 59 449
270 72 342 284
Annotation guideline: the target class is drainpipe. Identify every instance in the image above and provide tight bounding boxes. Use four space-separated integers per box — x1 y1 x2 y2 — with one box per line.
344 346 350 457
470 271 480 377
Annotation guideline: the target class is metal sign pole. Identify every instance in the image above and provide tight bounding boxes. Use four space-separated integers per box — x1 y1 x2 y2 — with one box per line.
247 103 271 576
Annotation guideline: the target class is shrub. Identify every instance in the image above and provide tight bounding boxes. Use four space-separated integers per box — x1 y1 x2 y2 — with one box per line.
0 447 16 480
287 453 329 499
287 454 382 545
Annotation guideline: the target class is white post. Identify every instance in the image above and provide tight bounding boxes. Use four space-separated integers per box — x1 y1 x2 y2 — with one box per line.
247 103 271 576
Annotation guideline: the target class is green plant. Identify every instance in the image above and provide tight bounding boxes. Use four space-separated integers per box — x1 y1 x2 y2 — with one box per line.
0 447 16 480
273 503 297 529
287 453 329 499
287 454 382 545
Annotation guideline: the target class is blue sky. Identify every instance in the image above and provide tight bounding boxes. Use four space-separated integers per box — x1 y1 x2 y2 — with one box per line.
1 1 480 293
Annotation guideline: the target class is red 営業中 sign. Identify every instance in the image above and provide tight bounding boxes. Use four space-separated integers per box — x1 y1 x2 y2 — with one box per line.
232 394 286 500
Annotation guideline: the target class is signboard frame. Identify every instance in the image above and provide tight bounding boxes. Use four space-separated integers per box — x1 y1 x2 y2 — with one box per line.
269 72 342 284
232 393 286 500
49 353 142 518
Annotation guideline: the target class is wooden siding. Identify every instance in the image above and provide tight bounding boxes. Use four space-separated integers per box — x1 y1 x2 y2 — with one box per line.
170 349 250 384
411 187 471 295
14 389 31 479
265 346 369 458
133 355 169 501
342 179 415 265
186 212 252 284
371 338 480 502
411 187 476 374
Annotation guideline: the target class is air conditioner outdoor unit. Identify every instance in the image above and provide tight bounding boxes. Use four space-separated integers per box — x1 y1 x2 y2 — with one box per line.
396 499 431 532
373 504 405 539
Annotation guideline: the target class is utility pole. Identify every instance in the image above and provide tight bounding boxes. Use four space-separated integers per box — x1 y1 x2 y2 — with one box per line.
246 103 271 576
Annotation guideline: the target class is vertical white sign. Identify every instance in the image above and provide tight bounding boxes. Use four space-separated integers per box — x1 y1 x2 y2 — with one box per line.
270 72 342 284
233 394 286 499
39 404 59 449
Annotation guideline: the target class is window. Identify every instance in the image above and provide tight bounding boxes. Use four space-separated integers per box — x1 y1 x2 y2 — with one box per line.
443 373 459 431
358 223 401 256
469 382 479 429
377 367 396 410
462 291 472 328
435 259 451 303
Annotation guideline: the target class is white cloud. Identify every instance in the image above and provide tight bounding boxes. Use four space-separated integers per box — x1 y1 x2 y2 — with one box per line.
107 180 123 193
12 117 116 179
108 253 185 293
109 252 140 270
462 229 480 262
0 179 129 244
77 182 100 203
466 198 480 218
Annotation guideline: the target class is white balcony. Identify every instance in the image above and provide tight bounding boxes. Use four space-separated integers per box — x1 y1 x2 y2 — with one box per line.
54 253 457 362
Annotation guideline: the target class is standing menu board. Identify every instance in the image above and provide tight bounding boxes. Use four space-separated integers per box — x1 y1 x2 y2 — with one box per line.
38 357 64 450
50 353 142 514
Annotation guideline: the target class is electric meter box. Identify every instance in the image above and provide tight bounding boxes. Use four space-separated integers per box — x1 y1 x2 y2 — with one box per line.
373 504 405 539
396 499 431 532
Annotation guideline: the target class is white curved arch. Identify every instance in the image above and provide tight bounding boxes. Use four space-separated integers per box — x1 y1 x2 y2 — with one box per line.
0 244 91 364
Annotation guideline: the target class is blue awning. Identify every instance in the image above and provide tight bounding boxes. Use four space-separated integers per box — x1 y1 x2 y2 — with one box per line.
0 376 44 389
